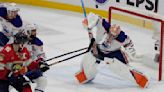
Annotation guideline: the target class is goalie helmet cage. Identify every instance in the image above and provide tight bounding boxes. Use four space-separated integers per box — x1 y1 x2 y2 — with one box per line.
109 6 164 81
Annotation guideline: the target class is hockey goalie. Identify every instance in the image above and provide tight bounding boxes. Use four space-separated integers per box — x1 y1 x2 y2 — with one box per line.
75 12 149 88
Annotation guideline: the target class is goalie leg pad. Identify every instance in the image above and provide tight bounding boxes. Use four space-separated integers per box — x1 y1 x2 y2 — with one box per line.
75 68 88 84
105 58 149 88
130 70 148 88
75 52 98 84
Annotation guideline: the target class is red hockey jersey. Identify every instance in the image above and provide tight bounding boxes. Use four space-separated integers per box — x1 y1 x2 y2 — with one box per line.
0 44 30 80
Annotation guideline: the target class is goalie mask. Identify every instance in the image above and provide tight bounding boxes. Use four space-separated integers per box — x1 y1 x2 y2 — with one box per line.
109 24 121 38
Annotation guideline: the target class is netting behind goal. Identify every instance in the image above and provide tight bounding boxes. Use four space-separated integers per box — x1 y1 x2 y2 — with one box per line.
108 6 164 81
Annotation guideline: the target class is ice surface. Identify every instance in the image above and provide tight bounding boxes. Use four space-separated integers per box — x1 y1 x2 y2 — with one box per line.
10 4 164 92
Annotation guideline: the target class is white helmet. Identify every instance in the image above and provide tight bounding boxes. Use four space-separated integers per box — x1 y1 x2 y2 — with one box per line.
6 3 20 12
24 23 37 35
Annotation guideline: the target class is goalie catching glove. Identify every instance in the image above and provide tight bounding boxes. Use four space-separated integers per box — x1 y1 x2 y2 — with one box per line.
82 12 100 31
122 36 140 61
124 38 136 56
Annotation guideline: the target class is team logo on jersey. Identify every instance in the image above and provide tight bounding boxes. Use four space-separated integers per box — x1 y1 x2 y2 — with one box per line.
5 46 11 52
94 0 109 4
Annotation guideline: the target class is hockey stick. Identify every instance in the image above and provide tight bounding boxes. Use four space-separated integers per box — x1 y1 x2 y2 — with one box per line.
80 0 95 41
45 47 88 62
48 51 87 66
48 38 95 66
80 0 87 18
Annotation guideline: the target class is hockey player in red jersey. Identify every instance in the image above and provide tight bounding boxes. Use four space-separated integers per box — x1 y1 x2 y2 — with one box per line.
0 49 10 92
0 31 32 92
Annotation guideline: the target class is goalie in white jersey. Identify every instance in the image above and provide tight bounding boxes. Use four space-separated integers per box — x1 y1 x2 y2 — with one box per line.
76 12 149 88
82 12 136 65
92 24 133 64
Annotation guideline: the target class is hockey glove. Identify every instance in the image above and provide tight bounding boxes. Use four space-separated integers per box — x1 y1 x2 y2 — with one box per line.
39 61 50 72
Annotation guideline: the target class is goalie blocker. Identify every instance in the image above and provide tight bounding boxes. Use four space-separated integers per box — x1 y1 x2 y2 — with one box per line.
75 52 149 88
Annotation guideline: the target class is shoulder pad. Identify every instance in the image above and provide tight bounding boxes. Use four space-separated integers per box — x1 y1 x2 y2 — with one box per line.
31 37 43 46
102 19 111 33
115 31 128 42
0 32 9 46
0 7 7 18
10 15 23 27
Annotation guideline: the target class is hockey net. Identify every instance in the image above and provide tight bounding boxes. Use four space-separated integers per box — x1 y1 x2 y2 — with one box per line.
109 6 164 81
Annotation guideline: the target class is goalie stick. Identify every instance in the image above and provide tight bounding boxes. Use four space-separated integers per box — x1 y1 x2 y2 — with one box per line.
80 0 87 18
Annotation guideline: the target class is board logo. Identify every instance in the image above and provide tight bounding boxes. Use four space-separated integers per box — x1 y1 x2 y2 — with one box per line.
94 0 109 8
94 0 109 4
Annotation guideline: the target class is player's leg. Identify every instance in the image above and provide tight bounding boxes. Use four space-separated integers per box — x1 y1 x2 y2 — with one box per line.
0 80 9 92
33 76 47 92
104 50 129 64
105 50 149 88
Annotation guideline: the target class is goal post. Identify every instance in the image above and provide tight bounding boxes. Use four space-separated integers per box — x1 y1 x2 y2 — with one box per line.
159 21 164 80
109 6 164 81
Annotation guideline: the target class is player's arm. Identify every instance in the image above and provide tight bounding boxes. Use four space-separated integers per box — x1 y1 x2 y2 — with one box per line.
82 13 111 55
0 7 7 18
82 13 99 55
118 31 136 58
10 15 23 28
